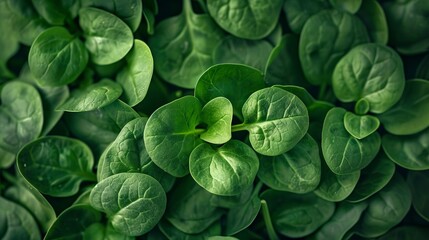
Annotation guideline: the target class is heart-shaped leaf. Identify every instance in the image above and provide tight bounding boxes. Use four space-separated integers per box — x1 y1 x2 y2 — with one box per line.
200 97 233 145
344 112 380 139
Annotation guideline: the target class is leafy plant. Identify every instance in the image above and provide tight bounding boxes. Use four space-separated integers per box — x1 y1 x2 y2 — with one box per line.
1 0 429 239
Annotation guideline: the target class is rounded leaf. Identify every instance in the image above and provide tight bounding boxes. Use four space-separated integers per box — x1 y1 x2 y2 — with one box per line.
17 136 95 197
189 140 259 196
407 170 429 221
200 97 233 145
356 0 388 45
79 7 133 65
29 27 88 86
343 112 380 139
90 173 166 236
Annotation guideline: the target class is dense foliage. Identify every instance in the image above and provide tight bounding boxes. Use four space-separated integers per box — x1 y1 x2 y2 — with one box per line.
1 0 429 239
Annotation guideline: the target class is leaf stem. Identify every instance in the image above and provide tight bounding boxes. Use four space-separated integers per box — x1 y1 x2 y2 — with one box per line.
261 199 280 240
231 123 247 132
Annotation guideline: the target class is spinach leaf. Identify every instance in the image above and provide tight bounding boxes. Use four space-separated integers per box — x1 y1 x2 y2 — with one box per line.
149 0 225 88
189 140 259 196
332 43 405 114
378 226 429 240
233 87 309 156
195 64 265 120
382 128 429 170
144 96 203 177
57 79 122 112
97 117 175 191
347 154 395 203
82 222 134 240
354 174 412 238
159 220 222 240
200 97 233 145
0 196 41 240
165 176 223 234
378 79 429 135
213 36 272 71
310 201 368 240
322 107 381 174
257 134 321 193
31 0 79 25
343 112 380 139
209 184 253 209
81 0 142 32
0 81 43 154
329 0 362 13
17 136 96 197
265 34 307 87
65 100 139 158
116 39 153 107
207 0 283 39
407 170 429 221
90 172 166 236
283 0 331 34
29 27 88 86
299 10 369 85
314 161 360 202
356 0 389 45
79 7 133 65
261 190 335 238
0 150 16 169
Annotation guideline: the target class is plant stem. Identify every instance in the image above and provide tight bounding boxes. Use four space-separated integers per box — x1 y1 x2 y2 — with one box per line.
261 199 280 240
231 123 247 132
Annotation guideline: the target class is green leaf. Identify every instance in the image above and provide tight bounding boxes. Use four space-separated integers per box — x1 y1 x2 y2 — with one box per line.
234 87 309 156
57 79 122 112
79 7 133 65
378 226 429 240
116 40 153 107
314 161 360 202
258 134 321 193
144 96 203 177
378 79 429 135
261 190 335 238
332 43 405 114
299 10 369 85
159 220 222 240
322 107 380 174
213 36 272 71
97 117 175 192
149 0 226 88
0 196 41 240
329 0 362 13
382 128 429 170
200 97 233 144
207 0 283 39
81 0 142 32
0 81 43 153
283 0 331 34
31 0 79 25
195 64 265 121
29 27 88 86
407 170 429 221
343 112 380 139
347 154 395 203
17 136 95 197
189 140 259 196
311 201 368 240
356 0 388 45
90 173 166 236
44 204 102 240
165 176 223 234
354 174 412 238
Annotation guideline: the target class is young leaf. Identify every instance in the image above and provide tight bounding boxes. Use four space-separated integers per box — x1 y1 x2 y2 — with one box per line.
0 81 43 154
90 173 166 236
195 63 265 120
299 10 369 85
144 96 203 177
17 136 96 197
149 0 226 88
343 112 380 139
322 107 381 174
116 40 154 107
258 134 321 193
189 140 259 196
356 0 388 45
97 117 175 191
332 43 405 114
382 127 429 170
31 0 80 25
200 97 233 145
234 87 309 156
378 79 429 135
283 0 331 34
29 27 88 86
79 7 133 65
57 79 122 112
207 0 283 39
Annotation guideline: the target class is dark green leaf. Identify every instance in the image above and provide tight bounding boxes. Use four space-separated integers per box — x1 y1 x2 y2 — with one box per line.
283 0 331 34
356 0 388 45
200 97 233 144
329 0 362 13
407 170 429 221
343 112 380 139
